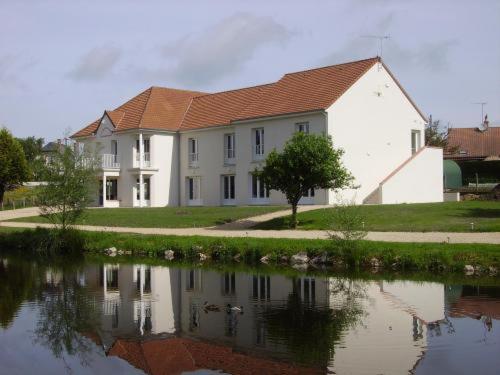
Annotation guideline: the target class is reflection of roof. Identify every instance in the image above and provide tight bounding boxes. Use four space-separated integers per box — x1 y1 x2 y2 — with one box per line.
445 126 500 160
108 337 320 375
448 296 500 320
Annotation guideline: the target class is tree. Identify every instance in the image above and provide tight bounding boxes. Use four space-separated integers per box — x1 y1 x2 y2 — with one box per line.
425 115 457 152
0 127 29 205
16 136 45 180
259 132 353 228
39 145 98 231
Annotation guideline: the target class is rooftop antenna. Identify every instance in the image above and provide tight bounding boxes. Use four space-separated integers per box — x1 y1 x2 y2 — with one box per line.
361 35 390 70
473 102 487 125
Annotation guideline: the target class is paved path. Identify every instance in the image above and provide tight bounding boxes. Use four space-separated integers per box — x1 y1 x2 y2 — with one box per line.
0 207 41 221
2 221 500 244
2 206 500 244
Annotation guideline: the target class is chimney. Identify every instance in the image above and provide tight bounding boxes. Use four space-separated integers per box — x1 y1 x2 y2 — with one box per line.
483 114 489 131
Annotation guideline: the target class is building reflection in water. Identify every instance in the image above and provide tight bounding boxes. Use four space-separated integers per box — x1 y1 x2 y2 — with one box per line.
78 263 498 374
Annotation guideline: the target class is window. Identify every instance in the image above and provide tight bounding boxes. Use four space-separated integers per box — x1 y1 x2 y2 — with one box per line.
106 179 118 200
187 177 201 203
294 277 316 304
188 138 198 165
224 133 235 162
222 175 235 203
111 140 118 160
136 177 150 201
222 272 236 296
411 130 421 155
253 128 264 158
136 139 150 153
135 139 150 167
252 275 270 300
186 269 202 291
251 174 269 199
295 122 309 133
303 188 315 198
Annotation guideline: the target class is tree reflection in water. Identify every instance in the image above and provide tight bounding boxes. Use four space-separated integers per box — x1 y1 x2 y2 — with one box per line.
32 267 101 368
0 258 38 329
262 277 367 366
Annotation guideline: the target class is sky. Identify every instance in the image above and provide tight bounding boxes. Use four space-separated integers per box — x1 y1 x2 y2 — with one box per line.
1 0 499 141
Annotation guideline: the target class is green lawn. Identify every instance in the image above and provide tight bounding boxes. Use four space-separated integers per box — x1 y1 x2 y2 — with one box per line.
255 201 500 232
9 206 286 228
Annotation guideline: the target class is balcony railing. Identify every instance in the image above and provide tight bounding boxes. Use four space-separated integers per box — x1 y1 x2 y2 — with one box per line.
225 148 235 159
253 144 264 160
135 152 151 168
188 153 199 166
101 154 120 169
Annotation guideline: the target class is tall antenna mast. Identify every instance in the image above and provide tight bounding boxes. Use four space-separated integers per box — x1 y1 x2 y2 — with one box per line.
473 102 487 124
361 35 390 58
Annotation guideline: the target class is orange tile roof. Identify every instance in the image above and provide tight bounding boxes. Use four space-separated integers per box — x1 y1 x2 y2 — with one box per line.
72 86 205 137
108 337 321 375
445 126 500 160
181 83 274 130
234 57 379 121
73 57 425 137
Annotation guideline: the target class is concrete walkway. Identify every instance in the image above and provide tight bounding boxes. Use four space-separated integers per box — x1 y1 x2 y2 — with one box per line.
1 206 500 244
0 207 41 221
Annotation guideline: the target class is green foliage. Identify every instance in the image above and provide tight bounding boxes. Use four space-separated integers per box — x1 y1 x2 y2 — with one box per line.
328 201 368 267
0 128 29 204
39 146 99 230
259 132 353 228
15 136 45 181
425 118 456 151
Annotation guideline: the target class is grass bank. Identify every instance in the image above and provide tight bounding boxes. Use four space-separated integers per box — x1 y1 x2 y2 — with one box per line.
1 228 499 273
9 205 285 228
255 201 500 232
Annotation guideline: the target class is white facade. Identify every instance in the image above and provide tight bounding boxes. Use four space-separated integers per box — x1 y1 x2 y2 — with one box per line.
76 63 442 207
80 114 180 208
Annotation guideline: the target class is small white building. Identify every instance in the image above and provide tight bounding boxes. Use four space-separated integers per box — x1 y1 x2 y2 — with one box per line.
72 57 443 207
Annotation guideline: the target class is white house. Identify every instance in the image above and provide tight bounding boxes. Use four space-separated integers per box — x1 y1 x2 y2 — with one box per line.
72 57 443 207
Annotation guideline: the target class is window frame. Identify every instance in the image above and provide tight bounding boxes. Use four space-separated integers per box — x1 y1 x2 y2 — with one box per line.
188 138 199 166
224 133 236 163
252 128 265 159
295 121 310 133
222 175 236 204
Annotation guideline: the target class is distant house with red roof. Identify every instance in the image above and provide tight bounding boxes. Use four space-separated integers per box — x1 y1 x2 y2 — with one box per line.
443 118 500 189
71 57 443 207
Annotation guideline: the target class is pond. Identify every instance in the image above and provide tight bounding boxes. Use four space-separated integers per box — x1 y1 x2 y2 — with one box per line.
0 256 499 375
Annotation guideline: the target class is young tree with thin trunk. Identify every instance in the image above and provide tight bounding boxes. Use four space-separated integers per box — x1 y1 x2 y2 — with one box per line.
39 145 98 231
0 127 29 206
259 132 353 228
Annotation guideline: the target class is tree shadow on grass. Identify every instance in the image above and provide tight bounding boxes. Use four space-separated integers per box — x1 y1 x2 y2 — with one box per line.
460 208 500 219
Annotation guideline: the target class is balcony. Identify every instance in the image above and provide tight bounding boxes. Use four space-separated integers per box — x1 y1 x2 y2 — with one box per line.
253 144 264 161
101 154 120 169
134 152 151 168
224 148 235 164
188 153 199 167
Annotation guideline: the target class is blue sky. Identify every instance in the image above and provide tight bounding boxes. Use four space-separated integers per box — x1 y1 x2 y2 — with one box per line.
1 0 499 140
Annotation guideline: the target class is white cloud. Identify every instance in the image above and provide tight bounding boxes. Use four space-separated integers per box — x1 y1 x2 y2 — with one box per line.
68 45 122 81
320 14 456 73
137 12 292 87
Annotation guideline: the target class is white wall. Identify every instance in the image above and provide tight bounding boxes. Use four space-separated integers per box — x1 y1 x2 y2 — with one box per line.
327 63 427 204
179 112 329 206
381 147 443 204
79 117 178 207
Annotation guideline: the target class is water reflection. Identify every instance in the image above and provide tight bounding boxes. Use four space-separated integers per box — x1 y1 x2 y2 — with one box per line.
0 257 499 375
